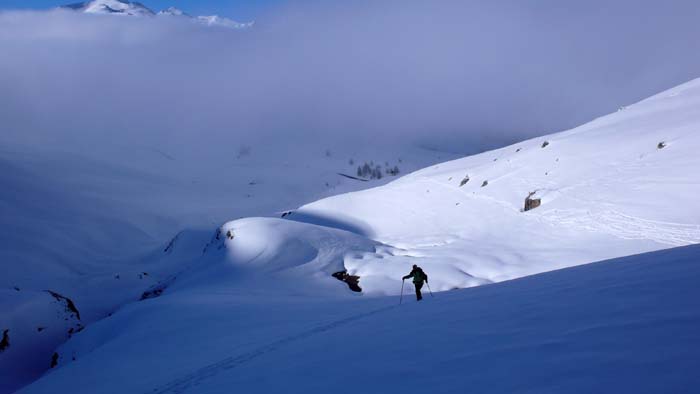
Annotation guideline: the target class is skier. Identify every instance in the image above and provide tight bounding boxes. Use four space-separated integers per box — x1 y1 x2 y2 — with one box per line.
402 264 428 301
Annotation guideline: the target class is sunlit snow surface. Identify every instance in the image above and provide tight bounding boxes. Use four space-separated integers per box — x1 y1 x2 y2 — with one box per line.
295 78 700 292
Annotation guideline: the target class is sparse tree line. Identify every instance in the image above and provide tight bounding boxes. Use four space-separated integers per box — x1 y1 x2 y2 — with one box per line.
354 160 400 180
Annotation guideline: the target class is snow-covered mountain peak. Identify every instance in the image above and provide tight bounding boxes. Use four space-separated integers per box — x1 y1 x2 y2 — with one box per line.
195 15 255 29
61 1 253 28
63 0 154 16
156 6 188 17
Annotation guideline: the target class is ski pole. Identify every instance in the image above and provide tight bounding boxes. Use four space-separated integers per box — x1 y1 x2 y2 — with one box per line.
400 279 405 304
426 281 434 297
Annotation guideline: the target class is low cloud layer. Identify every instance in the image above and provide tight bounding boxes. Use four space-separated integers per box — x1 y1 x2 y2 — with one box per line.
2 0 700 155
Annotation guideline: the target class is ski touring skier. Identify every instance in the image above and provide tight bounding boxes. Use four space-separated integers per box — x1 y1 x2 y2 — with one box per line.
402 264 428 301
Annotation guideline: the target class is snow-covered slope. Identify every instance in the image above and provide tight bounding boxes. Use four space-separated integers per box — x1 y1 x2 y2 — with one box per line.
0 137 450 393
289 77 700 293
61 0 252 28
6 77 700 394
63 0 154 16
16 240 700 394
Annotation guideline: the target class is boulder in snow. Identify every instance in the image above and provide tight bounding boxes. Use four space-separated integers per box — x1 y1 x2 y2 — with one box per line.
524 192 541 212
332 271 362 292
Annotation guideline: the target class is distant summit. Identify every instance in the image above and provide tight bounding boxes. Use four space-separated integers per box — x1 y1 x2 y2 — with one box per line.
61 0 253 29
157 6 188 17
62 0 154 16
194 15 254 29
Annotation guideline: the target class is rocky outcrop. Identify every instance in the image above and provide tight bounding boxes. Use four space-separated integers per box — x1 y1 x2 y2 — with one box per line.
524 192 541 211
0 329 9 352
459 175 470 187
332 271 362 292
542 141 550 148
163 231 182 253
141 281 169 300
46 291 81 321
481 180 489 187
658 141 666 149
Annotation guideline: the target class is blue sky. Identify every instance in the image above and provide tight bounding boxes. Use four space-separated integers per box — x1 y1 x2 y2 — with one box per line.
0 0 287 20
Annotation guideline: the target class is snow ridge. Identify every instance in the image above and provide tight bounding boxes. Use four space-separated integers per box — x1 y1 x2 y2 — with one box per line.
61 0 253 28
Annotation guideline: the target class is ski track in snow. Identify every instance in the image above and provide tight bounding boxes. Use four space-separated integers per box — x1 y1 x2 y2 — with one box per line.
147 304 397 394
424 177 700 247
539 209 700 246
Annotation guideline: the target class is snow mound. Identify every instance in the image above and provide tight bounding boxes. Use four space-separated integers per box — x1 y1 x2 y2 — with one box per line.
163 218 381 296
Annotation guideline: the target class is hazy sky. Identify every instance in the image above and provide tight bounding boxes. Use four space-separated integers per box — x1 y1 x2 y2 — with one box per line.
2 0 700 156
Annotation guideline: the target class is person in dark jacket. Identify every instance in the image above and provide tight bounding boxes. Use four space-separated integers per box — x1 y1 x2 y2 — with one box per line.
402 264 428 301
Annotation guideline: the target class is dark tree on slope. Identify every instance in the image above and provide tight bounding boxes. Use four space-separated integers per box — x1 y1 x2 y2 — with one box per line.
356 161 400 179
372 166 383 179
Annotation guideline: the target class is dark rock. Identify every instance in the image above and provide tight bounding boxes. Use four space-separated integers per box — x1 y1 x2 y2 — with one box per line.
164 231 182 253
0 329 9 352
459 175 470 187
226 230 234 240
13 286 20 291
202 228 224 254
541 141 549 148
141 276 176 300
141 287 165 300
657 141 666 149
46 290 81 320
516 148 521 152
481 180 488 187
37 327 46 332
524 192 542 212
332 271 362 292
51 352 59 368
